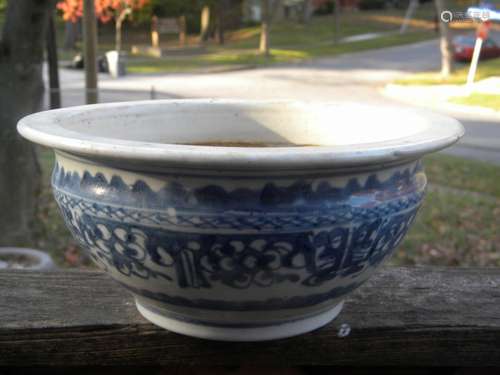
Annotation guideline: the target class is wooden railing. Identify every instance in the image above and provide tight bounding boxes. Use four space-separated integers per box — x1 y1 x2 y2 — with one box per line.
1 267 499 366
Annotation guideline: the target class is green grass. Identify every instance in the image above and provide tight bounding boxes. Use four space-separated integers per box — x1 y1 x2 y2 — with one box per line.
392 154 500 267
299 30 433 57
449 93 500 111
226 12 427 49
394 189 500 267
394 57 500 85
127 48 310 73
424 154 500 198
128 31 434 73
35 149 500 268
85 4 439 74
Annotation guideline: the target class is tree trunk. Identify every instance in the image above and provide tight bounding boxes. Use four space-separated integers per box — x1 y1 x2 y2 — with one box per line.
259 0 281 56
0 0 53 246
46 12 61 109
200 5 211 43
434 0 454 77
215 0 227 45
63 21 78 50
333 0 340 43
116 18 122 53
400 0 419 34
259 0 270 56
83 0 98 103
302 0 314 24
115 8 131 53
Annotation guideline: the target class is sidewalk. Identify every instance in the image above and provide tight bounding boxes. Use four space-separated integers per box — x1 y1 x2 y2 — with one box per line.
383 77 500 118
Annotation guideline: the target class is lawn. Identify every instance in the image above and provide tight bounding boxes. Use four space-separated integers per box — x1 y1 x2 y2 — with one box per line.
449 93 500 111
391 154 500 267
394 57 500 85
127 31 434 73
57 4 440 74
36 148 500 268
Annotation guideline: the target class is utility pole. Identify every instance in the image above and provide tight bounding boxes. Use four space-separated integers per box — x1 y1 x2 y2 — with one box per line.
83 0 98 104
46 12 61 109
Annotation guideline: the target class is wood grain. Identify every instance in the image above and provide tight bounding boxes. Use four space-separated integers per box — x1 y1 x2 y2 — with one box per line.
1 266 499 366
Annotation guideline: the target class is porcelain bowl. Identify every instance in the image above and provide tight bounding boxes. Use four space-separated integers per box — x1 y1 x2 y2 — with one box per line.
18 100 464 341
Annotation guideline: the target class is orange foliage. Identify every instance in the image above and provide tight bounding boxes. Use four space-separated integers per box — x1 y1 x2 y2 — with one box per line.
57 0 148 23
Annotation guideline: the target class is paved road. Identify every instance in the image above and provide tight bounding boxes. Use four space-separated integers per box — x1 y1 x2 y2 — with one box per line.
46 36 500 164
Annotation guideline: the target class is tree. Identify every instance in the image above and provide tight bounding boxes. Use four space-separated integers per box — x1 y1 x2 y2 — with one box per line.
57 0 149 53
333 0 340 43
215 0 229 45
259 0 281 56
199 3 210 42
302 0 314 23
63 19 80 50
0 0 54 246
260 0 269 55
434 0 454 77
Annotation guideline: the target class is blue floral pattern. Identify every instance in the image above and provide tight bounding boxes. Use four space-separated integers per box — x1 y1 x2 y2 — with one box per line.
52 162 424 309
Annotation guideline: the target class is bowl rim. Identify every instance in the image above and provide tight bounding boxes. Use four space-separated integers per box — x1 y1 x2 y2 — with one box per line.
17 99 464 171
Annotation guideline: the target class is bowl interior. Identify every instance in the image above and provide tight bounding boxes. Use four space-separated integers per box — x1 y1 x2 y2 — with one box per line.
48 101 431 147
17 100 464 170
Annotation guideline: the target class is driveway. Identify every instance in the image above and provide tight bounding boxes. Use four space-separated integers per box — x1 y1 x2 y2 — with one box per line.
47 36 500 164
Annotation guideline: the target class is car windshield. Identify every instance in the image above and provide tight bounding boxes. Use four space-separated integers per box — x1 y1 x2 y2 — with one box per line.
454 36 476 45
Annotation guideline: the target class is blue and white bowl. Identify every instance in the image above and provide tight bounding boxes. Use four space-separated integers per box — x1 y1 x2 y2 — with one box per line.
18 100 464 341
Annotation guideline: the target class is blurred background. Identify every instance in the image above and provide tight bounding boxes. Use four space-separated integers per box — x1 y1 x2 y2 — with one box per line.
0 0 498 269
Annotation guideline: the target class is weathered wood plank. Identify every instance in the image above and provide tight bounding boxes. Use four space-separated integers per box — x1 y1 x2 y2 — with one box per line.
1 267 499 366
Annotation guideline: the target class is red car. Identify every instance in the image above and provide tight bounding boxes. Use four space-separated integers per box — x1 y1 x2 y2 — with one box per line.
452 35 500 62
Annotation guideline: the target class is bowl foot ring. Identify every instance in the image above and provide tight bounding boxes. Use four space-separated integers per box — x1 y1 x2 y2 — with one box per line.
136 299 344 341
